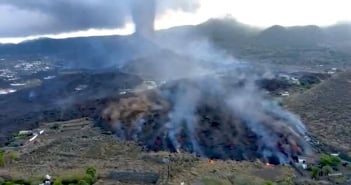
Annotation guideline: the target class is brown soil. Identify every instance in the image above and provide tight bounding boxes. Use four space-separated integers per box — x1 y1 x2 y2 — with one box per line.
1 118 295 185
285 71 351 156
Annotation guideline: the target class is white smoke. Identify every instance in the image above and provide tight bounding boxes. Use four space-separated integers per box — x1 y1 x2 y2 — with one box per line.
102 1 312 164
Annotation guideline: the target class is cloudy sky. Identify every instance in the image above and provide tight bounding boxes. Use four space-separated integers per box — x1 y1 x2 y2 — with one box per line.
0 0 351 43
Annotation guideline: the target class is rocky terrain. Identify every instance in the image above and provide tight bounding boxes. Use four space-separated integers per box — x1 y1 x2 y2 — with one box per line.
286 71 351 157
0 66 350 184
0 64 142 146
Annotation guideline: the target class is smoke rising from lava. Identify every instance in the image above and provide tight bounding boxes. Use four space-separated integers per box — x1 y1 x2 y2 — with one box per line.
131 0 156 38
101 1 311 164
103 72 311 164
130 0 200 38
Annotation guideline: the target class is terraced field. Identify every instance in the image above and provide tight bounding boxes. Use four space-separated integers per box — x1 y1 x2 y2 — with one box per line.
1 119 295 185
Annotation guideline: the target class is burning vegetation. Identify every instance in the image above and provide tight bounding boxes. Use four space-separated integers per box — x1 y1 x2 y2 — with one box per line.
103 77 311 165
96 0 313 166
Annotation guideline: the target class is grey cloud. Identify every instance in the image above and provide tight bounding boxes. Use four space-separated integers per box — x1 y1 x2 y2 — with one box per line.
0 0 200 37
0 5 54 37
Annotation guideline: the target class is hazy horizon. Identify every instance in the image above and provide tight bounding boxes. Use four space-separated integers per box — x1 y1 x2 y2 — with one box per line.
1 0 351 44
1 18 350 45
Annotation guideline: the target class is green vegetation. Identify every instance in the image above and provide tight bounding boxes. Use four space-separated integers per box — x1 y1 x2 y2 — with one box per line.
321 165 332 176
0 179 32 185
0 167 97 185
61 167 97 185
57 167 97 185
0 150 19 167
0 150 5 167
9 152 18 162
308 154 345 181
83 167 97 184
53 178 63 185
320 154 341 167
85 167 97 180
78 180 89 185
264 180 276 185
311 167 319 179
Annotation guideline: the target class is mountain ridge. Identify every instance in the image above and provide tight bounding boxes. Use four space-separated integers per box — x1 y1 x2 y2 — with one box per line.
1 18 351 68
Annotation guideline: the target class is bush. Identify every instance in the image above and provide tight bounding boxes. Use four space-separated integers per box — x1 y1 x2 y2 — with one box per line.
264 181 276 185
61 176 80 185
320 154 341 167
3 182 15 185
53 178 63 185
311 167 319 179
9 152 18 161
9 168 99 185
12 179 31 185
84 167 97 184
78 180 89 185
82 175 94 185
1 180 31 185
321 165 333 176
85 167 96 178
0 151 19 167
0 150 5 167
58 167 97 185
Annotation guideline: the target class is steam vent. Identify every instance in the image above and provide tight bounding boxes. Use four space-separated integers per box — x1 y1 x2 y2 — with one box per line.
103 77 310 165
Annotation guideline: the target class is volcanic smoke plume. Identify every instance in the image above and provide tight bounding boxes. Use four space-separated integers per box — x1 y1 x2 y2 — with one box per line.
103 76 311 164
131 0 156 38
